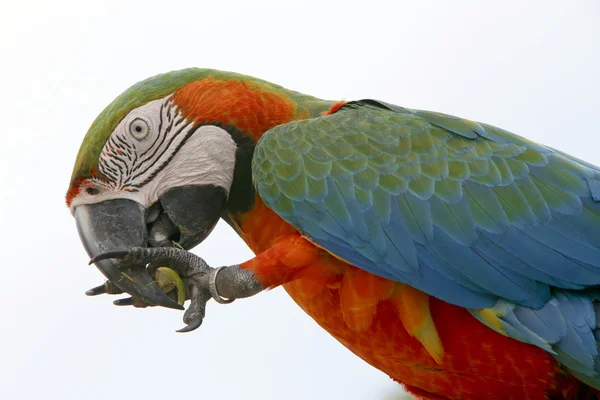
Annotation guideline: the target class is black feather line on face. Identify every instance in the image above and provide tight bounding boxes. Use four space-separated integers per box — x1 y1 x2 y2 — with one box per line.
129 122 200 189
107 137 130 177
135 113 170 170
115 134 133 150
138 103 165 160
99 159 118 183
128 114 185 185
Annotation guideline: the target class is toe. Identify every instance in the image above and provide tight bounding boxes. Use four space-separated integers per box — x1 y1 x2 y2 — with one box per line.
177 316 203 333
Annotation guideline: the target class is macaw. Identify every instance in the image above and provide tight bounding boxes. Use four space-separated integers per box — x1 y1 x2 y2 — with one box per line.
67 68 600 400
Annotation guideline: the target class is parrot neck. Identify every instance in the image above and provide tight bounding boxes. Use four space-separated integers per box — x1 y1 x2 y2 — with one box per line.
171 76 336 142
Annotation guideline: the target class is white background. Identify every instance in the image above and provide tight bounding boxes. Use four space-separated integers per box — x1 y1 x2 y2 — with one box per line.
0 1 598 399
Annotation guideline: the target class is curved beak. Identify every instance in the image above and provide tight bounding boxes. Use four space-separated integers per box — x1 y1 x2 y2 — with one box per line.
75 199 183 309
74 185 227 310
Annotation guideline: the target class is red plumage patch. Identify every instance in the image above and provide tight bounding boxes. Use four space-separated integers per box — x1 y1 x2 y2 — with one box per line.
65 180 82 207
323 100 347 116
65 167 102 207
172 78 296 142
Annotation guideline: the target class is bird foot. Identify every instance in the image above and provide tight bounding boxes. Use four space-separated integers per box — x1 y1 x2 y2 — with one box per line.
87 247 234 332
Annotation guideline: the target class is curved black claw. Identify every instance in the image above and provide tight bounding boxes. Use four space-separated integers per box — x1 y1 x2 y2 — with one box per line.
85 280 124 296
113 297 134 306
177 317 203 333
89 250 130 265
85 284 107 296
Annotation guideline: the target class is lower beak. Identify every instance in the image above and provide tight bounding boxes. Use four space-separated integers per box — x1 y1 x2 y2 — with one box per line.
159 185 227 249
75 199 183 309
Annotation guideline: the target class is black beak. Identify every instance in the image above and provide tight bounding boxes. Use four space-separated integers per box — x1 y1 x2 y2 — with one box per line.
74 185 227 309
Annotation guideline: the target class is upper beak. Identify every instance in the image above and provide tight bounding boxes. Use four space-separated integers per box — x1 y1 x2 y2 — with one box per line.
74 185 227 309
75 199 183 309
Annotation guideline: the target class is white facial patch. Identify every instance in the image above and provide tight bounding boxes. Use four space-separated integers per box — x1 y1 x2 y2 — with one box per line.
70 95 237 211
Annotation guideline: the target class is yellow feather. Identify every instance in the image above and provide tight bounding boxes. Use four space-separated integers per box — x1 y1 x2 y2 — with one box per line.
472 304 511 336
392 284 444 364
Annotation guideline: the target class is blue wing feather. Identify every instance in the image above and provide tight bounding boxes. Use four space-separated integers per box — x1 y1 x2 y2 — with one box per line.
253 100 600 386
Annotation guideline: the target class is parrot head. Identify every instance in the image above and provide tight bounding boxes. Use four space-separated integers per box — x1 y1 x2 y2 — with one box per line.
66 68 305 308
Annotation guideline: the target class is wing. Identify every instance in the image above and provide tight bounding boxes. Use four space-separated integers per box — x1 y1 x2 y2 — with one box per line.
254 100 600 307
253 100 600 384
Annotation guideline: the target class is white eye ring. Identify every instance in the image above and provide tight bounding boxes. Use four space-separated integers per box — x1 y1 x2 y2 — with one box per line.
129 118 150 140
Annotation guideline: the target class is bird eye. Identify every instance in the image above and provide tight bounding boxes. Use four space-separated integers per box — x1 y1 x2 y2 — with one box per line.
129 118 150 140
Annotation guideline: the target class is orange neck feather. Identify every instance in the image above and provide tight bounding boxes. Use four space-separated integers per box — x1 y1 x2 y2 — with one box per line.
172 77 296 142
